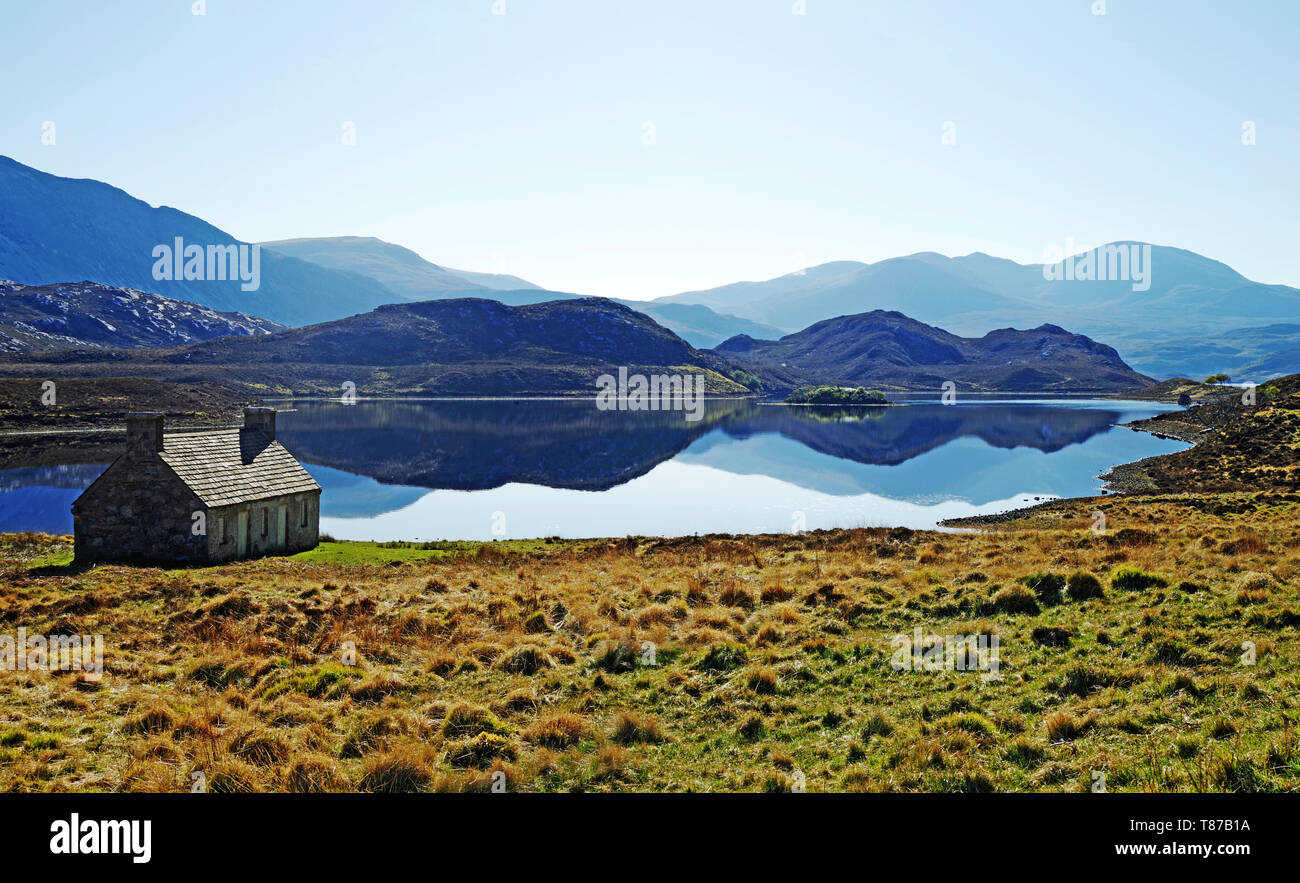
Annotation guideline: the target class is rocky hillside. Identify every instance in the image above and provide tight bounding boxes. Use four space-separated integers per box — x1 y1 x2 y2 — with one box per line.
713 310 1151 392
0 280 284 353
1109 374 1300 494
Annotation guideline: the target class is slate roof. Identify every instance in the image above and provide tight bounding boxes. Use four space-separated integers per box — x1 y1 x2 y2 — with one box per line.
159 428 321 508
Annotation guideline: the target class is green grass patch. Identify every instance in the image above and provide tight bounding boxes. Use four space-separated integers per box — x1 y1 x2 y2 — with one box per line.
1110 565 1168 591
28 550 75 570
257 663 363 700
293 539 562 565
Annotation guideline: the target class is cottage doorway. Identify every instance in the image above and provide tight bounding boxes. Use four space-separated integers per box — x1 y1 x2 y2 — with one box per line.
276 505 288 551
237 511 249 557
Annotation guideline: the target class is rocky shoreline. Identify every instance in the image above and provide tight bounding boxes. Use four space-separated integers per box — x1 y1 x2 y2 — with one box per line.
0 377 262 433
939 496 1073 527
944 408 1213 527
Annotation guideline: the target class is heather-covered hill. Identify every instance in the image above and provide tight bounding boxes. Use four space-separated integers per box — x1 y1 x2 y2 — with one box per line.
0 297 751 397
713 310 1150 393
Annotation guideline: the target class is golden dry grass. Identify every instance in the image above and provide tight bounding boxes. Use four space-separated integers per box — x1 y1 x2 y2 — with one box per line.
1 490 1298 792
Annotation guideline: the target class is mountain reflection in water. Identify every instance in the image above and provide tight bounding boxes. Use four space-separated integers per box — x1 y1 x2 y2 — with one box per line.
0 397 1189 538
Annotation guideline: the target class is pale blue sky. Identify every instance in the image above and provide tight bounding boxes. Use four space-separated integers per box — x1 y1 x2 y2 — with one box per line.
2 0 1296 298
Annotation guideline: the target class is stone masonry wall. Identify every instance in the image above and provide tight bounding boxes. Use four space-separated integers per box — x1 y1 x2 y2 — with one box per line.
206 490 321 563
73 457 207 563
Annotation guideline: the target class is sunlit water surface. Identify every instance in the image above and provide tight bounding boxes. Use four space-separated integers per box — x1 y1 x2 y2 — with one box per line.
0 397 1189 540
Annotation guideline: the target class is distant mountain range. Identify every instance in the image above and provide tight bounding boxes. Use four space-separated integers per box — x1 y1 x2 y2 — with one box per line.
3 155 1296 381
0 280 283 353
264 235 784 348
0 155 780 347
260 236 540 294
1115 324 1300 381
1 293 1150 395
712 310 1150 393
659 246 1300 379
253 233 1300 378
618 302 785 350
0 156 407 325
0 159 523 326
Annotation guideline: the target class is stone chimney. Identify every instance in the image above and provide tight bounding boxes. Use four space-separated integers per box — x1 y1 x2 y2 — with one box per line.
243 407 276 440
125 413 164 455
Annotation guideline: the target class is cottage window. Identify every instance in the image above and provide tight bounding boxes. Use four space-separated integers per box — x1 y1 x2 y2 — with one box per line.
300 500 308 528
262 508 269 537
217 516 225 543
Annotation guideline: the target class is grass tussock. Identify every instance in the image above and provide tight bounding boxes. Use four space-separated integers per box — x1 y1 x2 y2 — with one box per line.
611 712 664 745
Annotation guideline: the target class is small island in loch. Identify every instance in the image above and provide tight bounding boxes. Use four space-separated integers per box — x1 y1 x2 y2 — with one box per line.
784 386 891 406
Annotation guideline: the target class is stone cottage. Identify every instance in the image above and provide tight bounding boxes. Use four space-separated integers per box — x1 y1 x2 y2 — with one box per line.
72 408 321 563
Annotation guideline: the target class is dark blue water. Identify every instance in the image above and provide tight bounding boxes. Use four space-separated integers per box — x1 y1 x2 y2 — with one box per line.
0 398 1188 539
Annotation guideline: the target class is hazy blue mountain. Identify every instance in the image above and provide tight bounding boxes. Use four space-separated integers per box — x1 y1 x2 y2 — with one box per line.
0 280 284 354
260 236 541 296
8 152 1293 380
441 266 542 291
258 234 779 347
616 302 785 348
659 244 1300 375
0 156 400 326
664 256 1032 334
1118 324 1300 381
